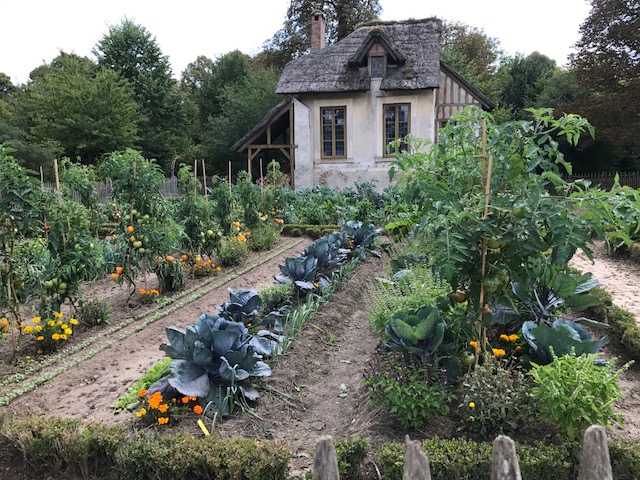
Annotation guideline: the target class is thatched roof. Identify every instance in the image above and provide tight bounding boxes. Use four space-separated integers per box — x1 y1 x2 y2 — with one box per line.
276 18 442 94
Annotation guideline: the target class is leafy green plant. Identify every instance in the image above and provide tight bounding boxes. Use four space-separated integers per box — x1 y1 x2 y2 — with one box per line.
364 353 453 429
259 283 292 312
459 359 537 439
218 288 262 327
154 256 188 293
77 298 110 327
529 350 632 440
113 358 172 412
275 256 318 291
342 220 382 255
216 234 250 266
154 314 277 414
249 223 280 251
333 436 370 480
384 306 446 359
522 319 609 364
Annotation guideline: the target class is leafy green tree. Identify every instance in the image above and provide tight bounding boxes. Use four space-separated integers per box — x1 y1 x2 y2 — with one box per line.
260 0 381 69
568 0 640 153
440 20 504 99
202 67 281 175
23 53 139 164
497 52 556 118
94 18 191 170
0 73 16 97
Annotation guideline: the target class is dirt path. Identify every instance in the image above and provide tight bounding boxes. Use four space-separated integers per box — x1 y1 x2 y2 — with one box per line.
3 237 309 423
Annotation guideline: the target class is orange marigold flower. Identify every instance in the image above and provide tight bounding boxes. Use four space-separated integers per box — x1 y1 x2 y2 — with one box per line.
148 392 163 409
157 417 169 425
165 255 175 262
138 389 148 397
515 345 522 352
115 266 123 275
469 340 478 349
509 334 519 342
158 404 169 413
499 334 509 341
181 396 190 404
193 405 203 414
492 348 506 357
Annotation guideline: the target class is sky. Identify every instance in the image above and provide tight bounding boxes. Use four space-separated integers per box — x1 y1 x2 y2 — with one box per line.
1 0 592 85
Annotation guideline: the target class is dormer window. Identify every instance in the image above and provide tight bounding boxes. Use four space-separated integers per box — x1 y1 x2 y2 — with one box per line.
370 55 385 78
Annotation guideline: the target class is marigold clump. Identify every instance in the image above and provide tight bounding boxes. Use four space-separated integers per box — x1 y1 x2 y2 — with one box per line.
193 405 203 414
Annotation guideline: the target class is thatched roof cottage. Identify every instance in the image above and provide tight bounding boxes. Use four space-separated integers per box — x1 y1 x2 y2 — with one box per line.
233 15 493 190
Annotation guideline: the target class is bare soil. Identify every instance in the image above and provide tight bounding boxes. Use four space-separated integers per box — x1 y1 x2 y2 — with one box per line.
1 238 640 479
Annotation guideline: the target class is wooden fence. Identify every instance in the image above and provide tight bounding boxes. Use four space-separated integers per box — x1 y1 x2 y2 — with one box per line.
564 172 640 190
312 425 613 480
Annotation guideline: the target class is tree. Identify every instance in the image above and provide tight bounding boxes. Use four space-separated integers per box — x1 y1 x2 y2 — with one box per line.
23 53 139 164
203 67 281 174
439 20 504 99
0 73 16 97
93 18 191 170
497 52 556 117
260 0 381 69
567 0 640 153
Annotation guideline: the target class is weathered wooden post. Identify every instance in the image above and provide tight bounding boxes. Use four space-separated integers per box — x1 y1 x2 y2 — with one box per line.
313 435 340 480
578 425 612 480
491 435 521 480
403 436 431 480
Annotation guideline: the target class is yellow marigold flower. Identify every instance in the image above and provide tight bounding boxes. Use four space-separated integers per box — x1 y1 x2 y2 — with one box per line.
151 289 159 295
57 320 62 325
61 324 68 329
469 402 475 408
469 340 478 349
60 334 67 340
47 320 55 327
34 326 42 332
32 317 41 324
499 334 509 341
509 334 519 342
158 404 169 413
52 333 60 340
53 311 63 318
64 328 72 335
70 319 78 325
23 326 33 334
158 417 169 425
492 348 506 357
135 408 147 417
36 336 44 341
216 266 221 271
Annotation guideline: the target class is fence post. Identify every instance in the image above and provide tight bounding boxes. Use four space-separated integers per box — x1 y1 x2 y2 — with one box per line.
491 435 521 480
313 435 340 480
403 436 431 480
578 425 612 480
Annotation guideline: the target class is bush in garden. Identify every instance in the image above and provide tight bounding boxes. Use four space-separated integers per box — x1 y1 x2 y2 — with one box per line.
216 233 250 266
22 312 78 353
458 359 537 439
259 283 293 312
333 435 370 480
235 171 262 229
77 298 110 327
154 255 187 293
364 352 454 429
529 351 632 440
249 221 281 251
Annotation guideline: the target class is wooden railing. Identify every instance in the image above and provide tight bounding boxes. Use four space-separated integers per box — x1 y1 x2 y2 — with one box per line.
312 425 613 480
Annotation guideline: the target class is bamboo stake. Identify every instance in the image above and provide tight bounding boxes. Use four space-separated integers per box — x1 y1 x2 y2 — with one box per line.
193 159 198 196
201 159 208 201
40 166 44 189
478 154 494 354
260 158 264 195
53 159 62 205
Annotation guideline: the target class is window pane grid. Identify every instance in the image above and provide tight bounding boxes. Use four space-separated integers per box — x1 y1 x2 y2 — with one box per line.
320 107 346 158
383 103 410 155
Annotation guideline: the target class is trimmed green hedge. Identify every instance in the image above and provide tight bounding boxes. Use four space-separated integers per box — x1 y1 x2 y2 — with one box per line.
375 437 640 480
0 415 290 480
281 224 340 238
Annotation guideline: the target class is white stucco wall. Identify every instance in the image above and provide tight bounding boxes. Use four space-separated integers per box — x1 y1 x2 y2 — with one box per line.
292 85 435 191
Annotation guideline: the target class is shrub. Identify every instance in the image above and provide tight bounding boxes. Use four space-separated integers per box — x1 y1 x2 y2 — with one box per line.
216 234 250 266
22 311 77 353
364 353 453 429
155 256 188 293
250 223 281 251
529 351 632 440
459 360 537 439
260 283 293 312
77 298 110 327
334 435 370 480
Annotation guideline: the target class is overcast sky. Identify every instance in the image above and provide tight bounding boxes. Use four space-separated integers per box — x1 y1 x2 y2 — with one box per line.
1 0 592 85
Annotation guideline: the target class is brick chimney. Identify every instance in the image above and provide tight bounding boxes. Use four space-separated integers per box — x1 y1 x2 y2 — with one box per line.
311 11 326 51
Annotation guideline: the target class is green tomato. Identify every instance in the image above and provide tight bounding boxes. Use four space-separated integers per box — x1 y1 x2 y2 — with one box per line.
512 205 529 219
486 237 501 250
460 352 476 367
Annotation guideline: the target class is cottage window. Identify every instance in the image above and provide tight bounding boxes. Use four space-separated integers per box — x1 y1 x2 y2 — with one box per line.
321 106 346 158
370 55 385 77
384 103 410 156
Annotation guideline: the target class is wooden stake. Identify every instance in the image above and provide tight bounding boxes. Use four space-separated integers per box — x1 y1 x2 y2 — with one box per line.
478 154 494 354
40 165 44 188
260 158 264 193
194 159 198 196
53 159 61 204
201 159 208 201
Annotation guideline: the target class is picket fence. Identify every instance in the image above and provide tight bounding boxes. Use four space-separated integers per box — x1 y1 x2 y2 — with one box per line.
312 425 612 480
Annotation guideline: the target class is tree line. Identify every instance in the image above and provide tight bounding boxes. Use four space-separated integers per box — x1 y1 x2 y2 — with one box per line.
0 0 637 179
